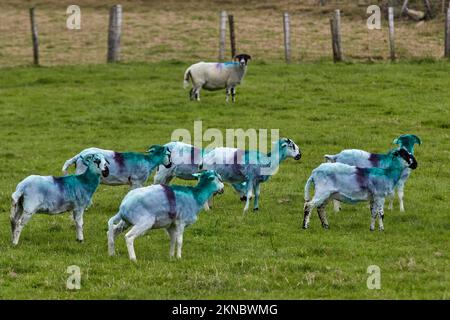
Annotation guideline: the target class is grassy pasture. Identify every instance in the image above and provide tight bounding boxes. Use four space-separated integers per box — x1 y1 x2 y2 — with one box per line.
0 61 449 299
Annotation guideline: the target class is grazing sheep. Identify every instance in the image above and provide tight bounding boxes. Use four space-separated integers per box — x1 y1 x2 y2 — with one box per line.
107 170 224 261
62 145 172 189
201 138 301 212
303 148 418 231
154 141 247 207
183 54 251 102
325 134 421 212
10 154 109 245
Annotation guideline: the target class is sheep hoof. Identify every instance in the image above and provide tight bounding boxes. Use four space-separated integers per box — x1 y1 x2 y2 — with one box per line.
302 224 308 229
76 239 84 243
240 196 247 202
322 224 329 230
253 208 259 212
370 227 375 232
379 227 384 232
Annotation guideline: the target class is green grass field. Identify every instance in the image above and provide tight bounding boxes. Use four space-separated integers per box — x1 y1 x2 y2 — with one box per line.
0 61 449 299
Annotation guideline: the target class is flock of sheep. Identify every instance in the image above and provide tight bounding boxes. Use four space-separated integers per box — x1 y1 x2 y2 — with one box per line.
10 54 421 261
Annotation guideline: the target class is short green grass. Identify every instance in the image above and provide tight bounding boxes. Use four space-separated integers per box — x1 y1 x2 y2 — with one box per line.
0 61 449 299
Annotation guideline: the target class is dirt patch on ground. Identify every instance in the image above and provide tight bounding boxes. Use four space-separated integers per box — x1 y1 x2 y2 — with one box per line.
0 0 446 67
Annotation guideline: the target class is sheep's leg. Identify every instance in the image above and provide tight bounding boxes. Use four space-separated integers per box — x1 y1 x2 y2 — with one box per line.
243 181 254 213
375 198 385 231
194 88 201 101
12 211 33 246
388 189 395 211
225 88 230 102
108 220 128 256
231 87 236 103
398 186 405 212
189 88 195 100
302 202 314 229
175 224 185 259
167 226 177 258
370 201 378 231
73 210 84 242
253 182 260 211
206 196 213 211
333 200 341 212
125 217 155 262
317 200 330 229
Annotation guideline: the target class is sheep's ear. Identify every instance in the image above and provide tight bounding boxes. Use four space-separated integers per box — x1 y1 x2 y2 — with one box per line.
392 138 399 145
412 135 422 145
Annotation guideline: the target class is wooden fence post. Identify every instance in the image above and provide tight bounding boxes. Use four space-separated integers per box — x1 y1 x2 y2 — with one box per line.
445 7 450 58
228 14 236 58
29 7 39 66
219 11 227 60
423 0 433 19
107 4 122 63
330 9 343 62
388 7 396 61
283 12 291 63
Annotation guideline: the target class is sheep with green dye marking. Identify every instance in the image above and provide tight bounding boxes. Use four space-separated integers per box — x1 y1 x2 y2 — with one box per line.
107 170 224 261
10 154 109 245
303 148 418 231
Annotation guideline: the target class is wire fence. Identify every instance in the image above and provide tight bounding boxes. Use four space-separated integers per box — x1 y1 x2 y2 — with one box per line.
0 1 449 67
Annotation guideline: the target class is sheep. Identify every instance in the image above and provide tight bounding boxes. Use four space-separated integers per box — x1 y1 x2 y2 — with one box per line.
107 170 224 261
303 147 418 231
201 138 301 212
325 134 421 212
62 145 172 189
153 141 247 209
10 154 109 245
183 54 251 102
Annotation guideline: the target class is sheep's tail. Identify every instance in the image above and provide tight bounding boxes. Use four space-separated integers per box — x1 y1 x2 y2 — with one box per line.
62 153 80 175
183 67 191 89
324 154 337 163
11 186 24 233
304 175 314 201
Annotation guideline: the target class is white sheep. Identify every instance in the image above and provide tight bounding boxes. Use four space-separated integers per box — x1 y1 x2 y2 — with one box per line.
183 54 251 102
10 154 109 245
303 148 417 231
107 170 224 261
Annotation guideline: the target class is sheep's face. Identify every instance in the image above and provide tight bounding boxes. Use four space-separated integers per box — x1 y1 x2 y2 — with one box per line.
83 154 109 177
194 171 225 195
234 54 251 67
394 147 418 170
392 134 421 154
147 145 172 168
280 138 302 160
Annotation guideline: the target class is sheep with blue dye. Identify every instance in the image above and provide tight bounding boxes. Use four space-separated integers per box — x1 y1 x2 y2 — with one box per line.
325 134 421 212
183 54 251 102
154 141 247 208
303 148 418 231
201 138 301 212
107 170 224 261
10 154 109 245
62 145 172 189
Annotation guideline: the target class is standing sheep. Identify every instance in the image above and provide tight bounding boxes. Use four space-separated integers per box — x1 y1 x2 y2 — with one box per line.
107 170 224 261
303 148 418 231
325 134 421 212
183 54 251 102
10 154 109 245
201 138 301 212
62 145 172 189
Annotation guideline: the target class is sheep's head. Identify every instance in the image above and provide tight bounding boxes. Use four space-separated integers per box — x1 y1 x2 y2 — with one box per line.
193 170 224 195
81 154 109 177
277 138 301 161
234 54 251 67
393 147 418 170
147 145 172 168
392 134 421 154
